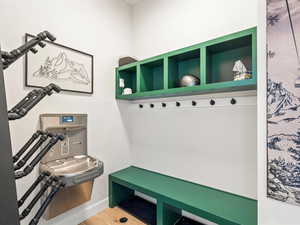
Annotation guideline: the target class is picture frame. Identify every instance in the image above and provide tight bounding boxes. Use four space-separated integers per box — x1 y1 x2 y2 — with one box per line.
25 33 94 94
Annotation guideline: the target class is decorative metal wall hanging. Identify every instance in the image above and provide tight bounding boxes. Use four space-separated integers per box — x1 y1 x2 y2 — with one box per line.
267 0 300 206
0 31 67 225
25 34 94 94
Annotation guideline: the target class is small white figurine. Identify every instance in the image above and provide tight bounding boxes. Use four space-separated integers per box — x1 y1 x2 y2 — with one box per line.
119 78 125 88
233 60 252 81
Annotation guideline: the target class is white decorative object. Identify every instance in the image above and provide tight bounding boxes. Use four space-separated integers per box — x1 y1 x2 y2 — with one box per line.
122 88 132 95
119 78 125 88
233 60 251 81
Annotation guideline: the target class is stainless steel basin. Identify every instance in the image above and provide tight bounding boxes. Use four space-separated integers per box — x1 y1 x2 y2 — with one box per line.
39 114 104 220
40 155 104 187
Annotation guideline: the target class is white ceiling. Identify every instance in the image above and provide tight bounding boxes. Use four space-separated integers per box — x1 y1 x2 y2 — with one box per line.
124 0 141 5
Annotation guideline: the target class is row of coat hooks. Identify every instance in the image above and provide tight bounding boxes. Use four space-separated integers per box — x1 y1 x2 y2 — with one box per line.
138 98 237 109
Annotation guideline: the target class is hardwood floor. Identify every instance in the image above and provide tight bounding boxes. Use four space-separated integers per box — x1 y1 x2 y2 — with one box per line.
79 207 146 225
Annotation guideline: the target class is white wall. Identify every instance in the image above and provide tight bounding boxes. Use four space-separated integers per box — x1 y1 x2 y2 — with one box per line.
121 0 258 200
257 1 300 225
132 0 258 59
0 1 132 224
122 93 257 199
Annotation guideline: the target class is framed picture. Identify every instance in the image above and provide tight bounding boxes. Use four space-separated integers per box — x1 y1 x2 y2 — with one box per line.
25 33 94 94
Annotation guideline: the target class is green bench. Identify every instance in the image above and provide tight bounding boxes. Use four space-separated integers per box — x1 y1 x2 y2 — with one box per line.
109 166 257 225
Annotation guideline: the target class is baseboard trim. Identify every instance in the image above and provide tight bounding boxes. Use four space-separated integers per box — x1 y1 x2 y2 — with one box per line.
43 198 109 225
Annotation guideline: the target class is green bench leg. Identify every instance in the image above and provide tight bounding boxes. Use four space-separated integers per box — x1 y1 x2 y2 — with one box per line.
157 201 181 225
109 177 134 208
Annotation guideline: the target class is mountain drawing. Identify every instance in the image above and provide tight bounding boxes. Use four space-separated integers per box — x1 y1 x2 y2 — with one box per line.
33 52 91 85
267 79 300 118
267 79 300 204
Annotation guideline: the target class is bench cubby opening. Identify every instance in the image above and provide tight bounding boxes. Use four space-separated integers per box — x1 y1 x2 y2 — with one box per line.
119 195 157 225
175 217 206 225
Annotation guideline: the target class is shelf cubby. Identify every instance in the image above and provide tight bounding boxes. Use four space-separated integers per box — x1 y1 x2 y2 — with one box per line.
115 27 257 100
206 35 252 84
140 59 164 92
117 66 137 95
119 196 157 225
168 49 201 88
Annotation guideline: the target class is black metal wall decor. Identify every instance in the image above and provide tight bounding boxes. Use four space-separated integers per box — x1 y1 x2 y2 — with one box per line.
0 31 66 225
1 31 56 70
8 83 61 121
0 53 20 225
25 34 94 94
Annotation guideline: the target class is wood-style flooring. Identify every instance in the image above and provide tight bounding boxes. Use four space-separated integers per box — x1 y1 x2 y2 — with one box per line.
79 207 146 225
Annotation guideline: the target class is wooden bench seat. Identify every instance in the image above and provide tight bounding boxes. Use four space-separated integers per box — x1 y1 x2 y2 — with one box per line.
109 166 257 225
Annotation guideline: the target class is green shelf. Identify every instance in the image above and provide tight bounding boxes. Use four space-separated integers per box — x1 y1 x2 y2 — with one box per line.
116 27 257 100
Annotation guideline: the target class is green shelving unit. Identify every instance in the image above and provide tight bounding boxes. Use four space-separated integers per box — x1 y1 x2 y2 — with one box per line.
116 27 257 100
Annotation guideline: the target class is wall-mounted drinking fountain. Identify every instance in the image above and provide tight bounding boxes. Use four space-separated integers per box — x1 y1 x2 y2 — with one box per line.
39 114 104 220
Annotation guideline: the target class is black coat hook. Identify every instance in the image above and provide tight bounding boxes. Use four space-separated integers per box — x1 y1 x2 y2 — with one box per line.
162 103 167 108
210 99 215 106
231 98 237 105
139 104 143 108
192 101 197 106
150 103 154 108
176 102 181 107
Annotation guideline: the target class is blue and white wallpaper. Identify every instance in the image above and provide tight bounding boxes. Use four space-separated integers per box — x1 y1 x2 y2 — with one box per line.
267 0 300 205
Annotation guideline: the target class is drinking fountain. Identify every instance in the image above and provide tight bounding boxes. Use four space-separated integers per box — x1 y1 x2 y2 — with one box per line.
39 114 104 220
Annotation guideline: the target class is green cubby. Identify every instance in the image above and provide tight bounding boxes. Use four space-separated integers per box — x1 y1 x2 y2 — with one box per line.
117 66 137 95
116 27 257 100
206 35 252 84
168 49 201 88
140 59 164 92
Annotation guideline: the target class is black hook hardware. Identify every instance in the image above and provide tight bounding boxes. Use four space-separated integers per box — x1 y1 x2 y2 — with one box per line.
192 101 197 106
162 103 166 107
210 99 215 106
176 102 181 107
231 98 237 105
150 103 154 108
139 104 143 108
